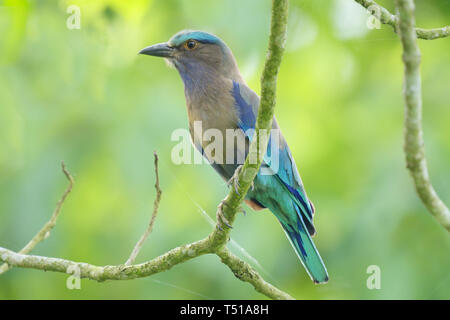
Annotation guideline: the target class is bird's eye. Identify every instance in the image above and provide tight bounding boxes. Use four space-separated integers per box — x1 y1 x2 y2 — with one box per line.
185 39 198 50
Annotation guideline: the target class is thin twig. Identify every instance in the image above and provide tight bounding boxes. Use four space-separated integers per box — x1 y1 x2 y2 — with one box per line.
395 0 450 232
0 161 74 274
125 152 162 265
354 0 450 40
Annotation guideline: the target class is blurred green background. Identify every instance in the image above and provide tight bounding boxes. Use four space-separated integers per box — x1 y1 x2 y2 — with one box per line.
0 0 449 300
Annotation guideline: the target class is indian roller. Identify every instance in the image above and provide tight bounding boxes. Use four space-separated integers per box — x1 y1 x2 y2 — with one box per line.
139 30 328 284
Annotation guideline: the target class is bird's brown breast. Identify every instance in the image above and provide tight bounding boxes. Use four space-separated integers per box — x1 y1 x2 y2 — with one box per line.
185 78 245 164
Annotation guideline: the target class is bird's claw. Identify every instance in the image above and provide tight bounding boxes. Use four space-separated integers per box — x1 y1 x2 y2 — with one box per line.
227 165 243 196
217 200 233 230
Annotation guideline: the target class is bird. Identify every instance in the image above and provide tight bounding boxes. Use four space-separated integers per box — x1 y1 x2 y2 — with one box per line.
139 30 328 284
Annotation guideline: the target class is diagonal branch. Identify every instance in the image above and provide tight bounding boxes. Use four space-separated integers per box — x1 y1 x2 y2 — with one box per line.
0 161 74 275
395 0 450 232
0 0 292 299
355 0 450 40
216 247 293 300
125 152 162 265
210 0 289 245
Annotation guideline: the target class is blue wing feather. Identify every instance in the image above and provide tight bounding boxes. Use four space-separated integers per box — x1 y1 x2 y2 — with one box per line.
231 82 328 282
231 81 314 223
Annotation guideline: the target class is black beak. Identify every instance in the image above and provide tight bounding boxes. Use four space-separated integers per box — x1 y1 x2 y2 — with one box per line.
139 42 174 58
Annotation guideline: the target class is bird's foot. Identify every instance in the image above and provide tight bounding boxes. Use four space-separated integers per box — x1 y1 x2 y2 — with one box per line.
216 200 233 231
238 206 246 216
227 165 243 196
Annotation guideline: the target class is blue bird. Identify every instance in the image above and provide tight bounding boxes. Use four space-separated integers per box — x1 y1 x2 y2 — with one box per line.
140 30 328 284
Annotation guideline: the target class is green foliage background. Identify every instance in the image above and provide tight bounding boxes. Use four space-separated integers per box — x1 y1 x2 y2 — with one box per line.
0 0 449 299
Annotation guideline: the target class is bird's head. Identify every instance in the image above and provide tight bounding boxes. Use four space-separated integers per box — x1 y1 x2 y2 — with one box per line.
139 30 242 82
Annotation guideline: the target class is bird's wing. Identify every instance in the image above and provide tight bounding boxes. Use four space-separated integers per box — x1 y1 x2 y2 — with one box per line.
231 81 315 221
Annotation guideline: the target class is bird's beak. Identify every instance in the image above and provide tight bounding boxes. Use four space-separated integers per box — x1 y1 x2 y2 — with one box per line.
139 42 174 58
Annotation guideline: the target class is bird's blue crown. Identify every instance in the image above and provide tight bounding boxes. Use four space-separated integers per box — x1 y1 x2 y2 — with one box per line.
169 30 222 47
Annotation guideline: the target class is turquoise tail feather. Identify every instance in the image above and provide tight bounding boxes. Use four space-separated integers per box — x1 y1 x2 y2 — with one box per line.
278 204 328 284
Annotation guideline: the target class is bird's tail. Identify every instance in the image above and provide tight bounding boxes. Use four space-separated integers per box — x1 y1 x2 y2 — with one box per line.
278 204 328 284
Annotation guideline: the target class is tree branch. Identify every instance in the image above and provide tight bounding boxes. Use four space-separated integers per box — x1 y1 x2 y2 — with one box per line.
216 247 293 300
355 0 450 40
0 0 292 299
0 242 212 281
212 0 289 240
125 152 162 265
0 161 74 275
394 0 450 232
